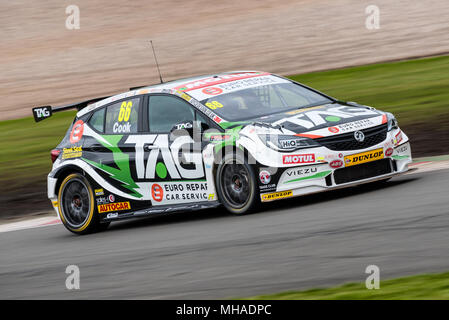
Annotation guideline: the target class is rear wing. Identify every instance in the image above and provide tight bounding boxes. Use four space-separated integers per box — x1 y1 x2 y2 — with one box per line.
32 96 109 122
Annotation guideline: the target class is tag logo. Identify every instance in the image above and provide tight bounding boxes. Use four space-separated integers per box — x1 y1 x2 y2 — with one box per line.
32 106 52 122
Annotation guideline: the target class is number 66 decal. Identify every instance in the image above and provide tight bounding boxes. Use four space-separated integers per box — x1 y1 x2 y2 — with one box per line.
118 101 133 122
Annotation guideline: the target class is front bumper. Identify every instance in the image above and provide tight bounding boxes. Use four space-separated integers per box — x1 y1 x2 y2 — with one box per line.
258 128 412 202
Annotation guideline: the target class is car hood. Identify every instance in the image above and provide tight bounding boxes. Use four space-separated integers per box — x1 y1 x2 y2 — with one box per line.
236 102 386 137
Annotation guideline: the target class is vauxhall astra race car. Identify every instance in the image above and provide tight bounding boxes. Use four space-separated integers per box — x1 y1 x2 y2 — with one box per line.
33 71 412 234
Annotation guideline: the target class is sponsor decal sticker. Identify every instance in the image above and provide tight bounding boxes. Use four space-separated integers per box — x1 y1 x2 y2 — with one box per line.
33 106 52 122
259 183 277 192
286 166 318 177
96 197 108 205
162 182 208 202
259 170 271 184
337 119 375 133
261 190 293 202
151 184 164 202
175 122 193 130
180 93 191 101
278 138 305 149
283 154 315 165
113 100 134 133
394 131 403 145
70 120 84 144
213 115 223 123
174 72 269 92
186 74 289 101
209 134 231 141
392 143 410 160
385 147 394 157
106 212 119 219
330 160 344 168
273 106 378 131
98 201 130 213
62 146 82 159
94 188 104 196
108 194 115 202
395 143 409 154
344 148 384 167
280 165 332 184
202 87 223 95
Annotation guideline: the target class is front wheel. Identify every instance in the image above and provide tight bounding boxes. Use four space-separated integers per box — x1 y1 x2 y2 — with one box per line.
215 153 259 215
58 173 104 235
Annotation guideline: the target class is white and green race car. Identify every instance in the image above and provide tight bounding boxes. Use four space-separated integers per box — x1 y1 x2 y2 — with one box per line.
33 71 412 234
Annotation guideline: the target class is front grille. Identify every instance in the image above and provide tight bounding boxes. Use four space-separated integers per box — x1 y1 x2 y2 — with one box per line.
316 124 387 151
334 159 393 185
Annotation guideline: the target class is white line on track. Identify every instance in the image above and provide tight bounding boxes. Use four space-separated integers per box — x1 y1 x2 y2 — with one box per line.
0 216 60 233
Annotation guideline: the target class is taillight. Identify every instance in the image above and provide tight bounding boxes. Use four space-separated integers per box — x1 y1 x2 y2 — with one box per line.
51 149 61 163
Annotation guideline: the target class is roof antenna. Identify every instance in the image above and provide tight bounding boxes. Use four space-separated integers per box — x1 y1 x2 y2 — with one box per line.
150 40 164 84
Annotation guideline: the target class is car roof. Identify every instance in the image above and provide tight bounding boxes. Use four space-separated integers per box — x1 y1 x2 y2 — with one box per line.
141 70 268 90
77 70 271 118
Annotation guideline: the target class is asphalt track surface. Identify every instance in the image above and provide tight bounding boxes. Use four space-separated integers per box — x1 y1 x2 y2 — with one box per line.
1 168 448 299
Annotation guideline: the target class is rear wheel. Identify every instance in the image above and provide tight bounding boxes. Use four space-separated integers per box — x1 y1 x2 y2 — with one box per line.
58 173 106 234
215 153 259 215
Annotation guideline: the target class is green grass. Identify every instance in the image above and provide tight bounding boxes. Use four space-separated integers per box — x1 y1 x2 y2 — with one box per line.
244 271 449 300
0 55 448 191
0 110 76 189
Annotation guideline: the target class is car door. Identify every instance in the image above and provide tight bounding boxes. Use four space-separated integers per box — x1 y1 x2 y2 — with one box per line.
82 97 144 202
143 94 209 206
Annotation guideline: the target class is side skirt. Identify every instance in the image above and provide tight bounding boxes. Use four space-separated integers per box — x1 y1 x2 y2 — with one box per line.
100 201 221 222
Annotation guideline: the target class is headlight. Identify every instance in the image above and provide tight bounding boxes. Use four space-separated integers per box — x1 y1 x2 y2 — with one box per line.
258 134 320 151
386 112 399 131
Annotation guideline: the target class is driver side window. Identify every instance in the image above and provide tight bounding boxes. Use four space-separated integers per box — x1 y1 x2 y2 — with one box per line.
148 95 195 133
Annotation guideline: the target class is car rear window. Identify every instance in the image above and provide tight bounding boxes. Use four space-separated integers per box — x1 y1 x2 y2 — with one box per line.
88 108 105 132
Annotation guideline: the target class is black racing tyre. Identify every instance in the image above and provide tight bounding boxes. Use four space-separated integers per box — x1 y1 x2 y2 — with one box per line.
57 173 103 235
215 152 259 215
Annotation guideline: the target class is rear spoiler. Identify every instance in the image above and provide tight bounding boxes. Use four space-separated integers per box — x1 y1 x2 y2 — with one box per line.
32 96 109 122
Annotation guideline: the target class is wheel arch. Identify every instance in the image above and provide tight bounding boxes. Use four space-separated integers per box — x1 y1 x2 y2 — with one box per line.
211 145 260 180
53 164 86 196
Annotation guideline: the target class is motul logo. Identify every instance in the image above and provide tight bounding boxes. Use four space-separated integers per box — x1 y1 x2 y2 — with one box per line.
97 202 130 213
282 154 315 164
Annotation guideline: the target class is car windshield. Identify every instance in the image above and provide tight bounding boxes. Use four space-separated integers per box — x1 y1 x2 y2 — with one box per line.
200 81 332 121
